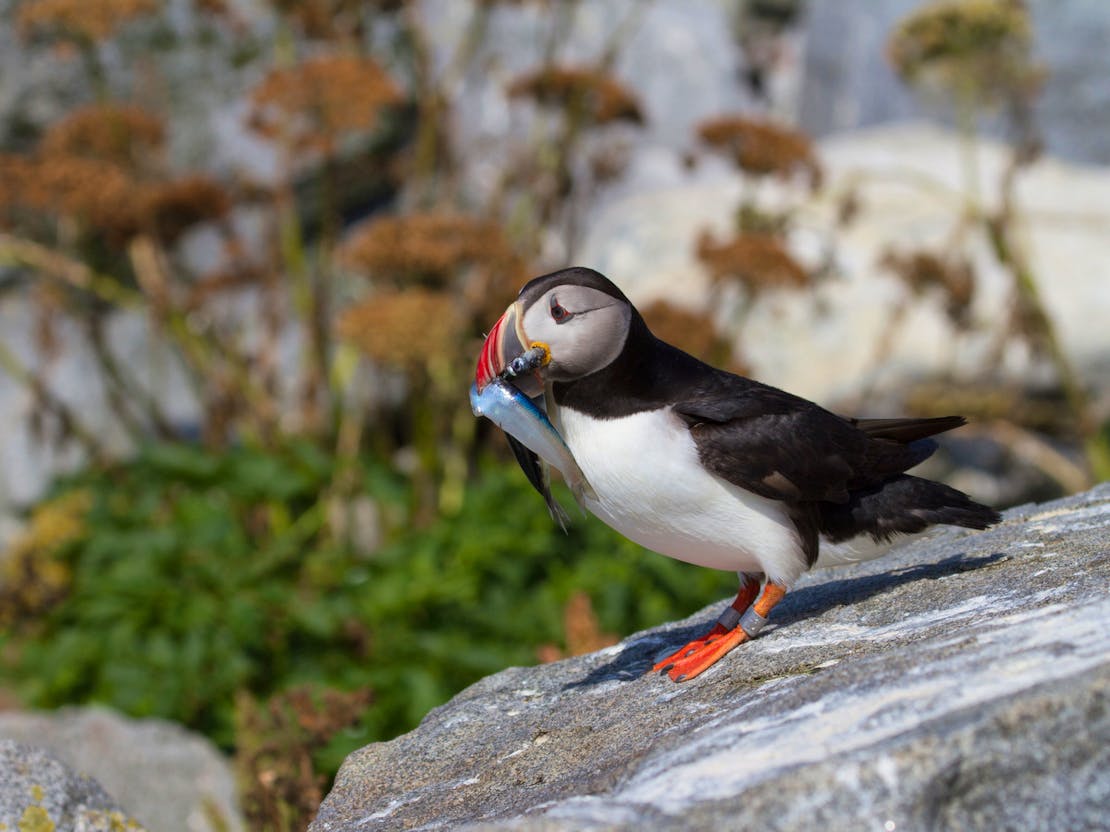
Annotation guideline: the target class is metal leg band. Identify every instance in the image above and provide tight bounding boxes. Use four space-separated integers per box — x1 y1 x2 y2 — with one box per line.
739 607 768 638
717 606 742 631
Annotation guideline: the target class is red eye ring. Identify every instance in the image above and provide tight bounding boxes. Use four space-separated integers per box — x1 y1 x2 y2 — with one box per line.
550 299 570 323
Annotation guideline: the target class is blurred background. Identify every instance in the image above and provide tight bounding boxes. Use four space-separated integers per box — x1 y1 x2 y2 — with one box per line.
0 0 1107 828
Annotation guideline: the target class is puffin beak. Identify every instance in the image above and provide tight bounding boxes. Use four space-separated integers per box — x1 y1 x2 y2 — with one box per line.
475 301 544 397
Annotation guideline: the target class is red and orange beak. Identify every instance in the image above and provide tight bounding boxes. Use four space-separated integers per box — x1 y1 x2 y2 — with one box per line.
475 302 544 396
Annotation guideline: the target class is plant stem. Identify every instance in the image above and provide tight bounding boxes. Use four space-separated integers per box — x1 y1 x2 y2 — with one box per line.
0 339 105 459
988 153 1103 481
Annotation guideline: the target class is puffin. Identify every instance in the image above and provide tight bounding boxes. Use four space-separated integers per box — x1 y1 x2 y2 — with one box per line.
474 267 1001 681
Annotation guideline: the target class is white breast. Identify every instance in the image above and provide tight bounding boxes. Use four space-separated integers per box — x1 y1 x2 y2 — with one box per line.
555 405 809 586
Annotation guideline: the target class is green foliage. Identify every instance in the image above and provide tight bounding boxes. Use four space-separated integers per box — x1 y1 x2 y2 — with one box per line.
0 442 735 767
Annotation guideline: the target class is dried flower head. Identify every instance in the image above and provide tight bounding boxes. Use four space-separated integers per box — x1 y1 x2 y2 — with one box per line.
887 0 1042 105
880 247 975 327
697 115 821 186
341 213 512 284
696 231 810 295
1 151 226 245
507 66 645 126
248 55 403 154
138 175 232 243
40 103 165 173
0 153 140 240
340 213 528 324
336 288 463 368
17 0 157 42
640 299 747 373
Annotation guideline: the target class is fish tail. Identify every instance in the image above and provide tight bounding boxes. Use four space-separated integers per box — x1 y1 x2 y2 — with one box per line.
544 492 572 533
538 456 571 532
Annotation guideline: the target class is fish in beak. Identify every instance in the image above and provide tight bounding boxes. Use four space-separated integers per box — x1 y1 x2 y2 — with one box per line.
475 302 545 398
469 378 595 528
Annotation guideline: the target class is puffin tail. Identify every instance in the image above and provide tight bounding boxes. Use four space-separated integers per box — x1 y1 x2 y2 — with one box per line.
818 474 1001 544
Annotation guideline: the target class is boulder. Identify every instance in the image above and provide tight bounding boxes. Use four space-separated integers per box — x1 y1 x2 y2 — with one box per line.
0 739 146 831
312 483 1110 831
0 706 245 832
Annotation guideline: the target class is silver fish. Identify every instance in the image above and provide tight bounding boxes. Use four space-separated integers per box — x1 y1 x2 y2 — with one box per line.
470 378 595 528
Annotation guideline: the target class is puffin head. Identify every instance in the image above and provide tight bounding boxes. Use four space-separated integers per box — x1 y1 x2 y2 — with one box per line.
475 267 633 397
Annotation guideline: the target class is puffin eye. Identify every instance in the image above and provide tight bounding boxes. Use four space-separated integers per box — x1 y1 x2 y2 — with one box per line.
550 298 571 323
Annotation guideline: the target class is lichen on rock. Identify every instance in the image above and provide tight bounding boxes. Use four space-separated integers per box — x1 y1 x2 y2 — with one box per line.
0 741 145 832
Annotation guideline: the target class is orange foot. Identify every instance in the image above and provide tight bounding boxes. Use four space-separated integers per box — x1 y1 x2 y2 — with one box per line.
650 622 730 674
664 625 750 681
651 580 787 683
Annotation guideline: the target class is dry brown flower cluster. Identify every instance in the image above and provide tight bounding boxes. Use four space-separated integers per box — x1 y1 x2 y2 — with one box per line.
141 174 232 243
696 230 809 295
0 152 229 244
341 213 514 285
338 213 532 373
507 66 645 126
248 55 403 154
340 212 528 322
697 115 821 186
887 0 1033 85
1 101 230 244
880 247 975 326
0 153 137 238
39 103 165 172
336 288 464 369
640 299 749 375
17 0 157 42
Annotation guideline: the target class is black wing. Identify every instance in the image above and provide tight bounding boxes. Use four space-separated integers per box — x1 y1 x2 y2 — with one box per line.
673 378 948 506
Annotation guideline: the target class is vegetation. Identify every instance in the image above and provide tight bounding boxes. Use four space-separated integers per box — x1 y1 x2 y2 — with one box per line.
0 442 733 816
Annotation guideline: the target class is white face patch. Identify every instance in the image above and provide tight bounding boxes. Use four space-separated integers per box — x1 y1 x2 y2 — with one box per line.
520 285 631 381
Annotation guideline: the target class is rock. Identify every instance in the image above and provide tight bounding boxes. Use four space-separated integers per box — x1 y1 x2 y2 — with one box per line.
312 484 1110 831
0 739 146 831
0 706 245 832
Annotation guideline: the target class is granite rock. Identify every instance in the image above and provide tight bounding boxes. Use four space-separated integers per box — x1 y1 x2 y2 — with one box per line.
312 484 1110 831
0 739 146 831
0 706 245 832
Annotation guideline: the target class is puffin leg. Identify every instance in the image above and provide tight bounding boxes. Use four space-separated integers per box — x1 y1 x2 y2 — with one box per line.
651 573 761 674
665 581 787 682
